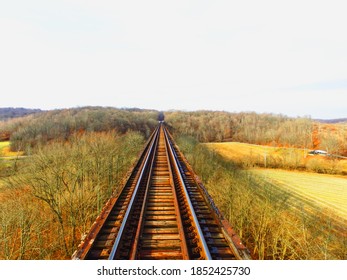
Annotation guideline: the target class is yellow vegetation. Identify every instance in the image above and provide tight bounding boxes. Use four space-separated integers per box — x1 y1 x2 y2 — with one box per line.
205 141 347 221
0 141 8 150
251 168 347 220
0 141 24 157
206 142 347 173
206 142 304 161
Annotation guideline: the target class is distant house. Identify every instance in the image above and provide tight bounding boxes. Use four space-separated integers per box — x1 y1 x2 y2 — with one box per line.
308 150 328 156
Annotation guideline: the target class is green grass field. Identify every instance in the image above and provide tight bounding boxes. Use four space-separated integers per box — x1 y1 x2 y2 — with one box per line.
251 168 347 220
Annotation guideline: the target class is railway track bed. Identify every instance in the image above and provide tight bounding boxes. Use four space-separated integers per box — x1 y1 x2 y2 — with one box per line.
73 124 250 260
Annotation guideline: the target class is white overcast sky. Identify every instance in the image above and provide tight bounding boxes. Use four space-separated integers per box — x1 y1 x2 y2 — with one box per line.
1 0 346 119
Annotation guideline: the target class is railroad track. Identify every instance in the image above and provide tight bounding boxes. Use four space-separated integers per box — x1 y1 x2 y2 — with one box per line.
72 124 250 260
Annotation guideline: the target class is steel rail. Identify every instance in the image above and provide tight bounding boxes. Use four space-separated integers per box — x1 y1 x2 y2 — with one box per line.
72 125 160 260
163 126 190 259
129 125 190 259
163 126 212 260
128 132 158 259
108 126 159 260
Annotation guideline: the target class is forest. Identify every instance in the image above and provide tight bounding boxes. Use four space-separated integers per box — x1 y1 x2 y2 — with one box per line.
165 110 347 156
0 108 42 121
0 107 346 259
0 107 158 147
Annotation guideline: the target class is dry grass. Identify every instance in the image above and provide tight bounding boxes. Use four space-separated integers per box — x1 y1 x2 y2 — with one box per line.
251 168 347 220
206 142 305 161
206 142 347 173
0 141 24 157
205 141 347 221
0 179 6 202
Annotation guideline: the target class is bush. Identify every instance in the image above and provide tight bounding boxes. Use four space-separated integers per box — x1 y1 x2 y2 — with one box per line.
2 131 145 259
306 158 343 174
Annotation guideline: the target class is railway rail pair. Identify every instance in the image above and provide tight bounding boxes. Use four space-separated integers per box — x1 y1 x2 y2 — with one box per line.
73 124 250 260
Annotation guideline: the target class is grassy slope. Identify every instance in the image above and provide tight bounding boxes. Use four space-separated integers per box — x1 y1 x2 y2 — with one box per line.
206 142 347 220
206 142 347 173
251 168 347 220
206 142 305 160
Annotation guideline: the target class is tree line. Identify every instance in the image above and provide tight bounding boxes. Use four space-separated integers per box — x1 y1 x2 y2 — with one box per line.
165 111 347 156
2 108 346 156
0 107 159 151
0 108 42 121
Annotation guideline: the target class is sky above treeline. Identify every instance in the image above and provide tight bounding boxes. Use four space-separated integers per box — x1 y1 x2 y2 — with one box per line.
1 0 346 119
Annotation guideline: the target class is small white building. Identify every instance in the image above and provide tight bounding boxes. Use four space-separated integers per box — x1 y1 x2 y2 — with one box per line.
308 150 328 155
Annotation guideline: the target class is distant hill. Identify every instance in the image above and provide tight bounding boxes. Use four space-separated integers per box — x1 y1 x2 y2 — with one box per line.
0 106 160 149
0 107 42 121
315 118 347 124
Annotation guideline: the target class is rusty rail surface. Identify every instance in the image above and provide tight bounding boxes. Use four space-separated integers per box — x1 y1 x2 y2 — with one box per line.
72 124 251 260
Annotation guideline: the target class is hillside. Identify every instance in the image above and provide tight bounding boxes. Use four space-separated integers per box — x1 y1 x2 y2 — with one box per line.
166 111 347 157
0 107 160 151
251 168 347 220
206 142 347 174
315 118 347 124
0 107 42 121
